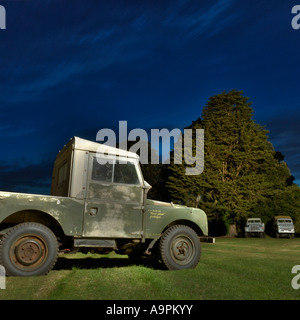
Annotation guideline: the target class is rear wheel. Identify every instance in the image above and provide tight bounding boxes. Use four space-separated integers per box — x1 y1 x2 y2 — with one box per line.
0 222 58 276
159 225 201 270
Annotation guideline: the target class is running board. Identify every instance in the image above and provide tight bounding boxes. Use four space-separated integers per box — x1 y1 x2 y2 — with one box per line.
74 238 116 248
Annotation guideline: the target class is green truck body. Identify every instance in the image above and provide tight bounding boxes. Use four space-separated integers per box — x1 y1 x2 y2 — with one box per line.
0 137 208 276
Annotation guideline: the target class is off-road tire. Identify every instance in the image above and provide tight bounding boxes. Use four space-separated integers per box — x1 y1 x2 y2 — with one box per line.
159 225 201 270
0 222 58 276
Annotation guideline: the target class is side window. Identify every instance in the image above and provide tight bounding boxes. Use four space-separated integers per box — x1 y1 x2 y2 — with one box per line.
91 156 140 185
57 162 69 185
114 160 140 185
91 158 113 183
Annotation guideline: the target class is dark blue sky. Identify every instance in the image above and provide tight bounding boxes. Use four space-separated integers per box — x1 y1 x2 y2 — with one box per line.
0 0 299 193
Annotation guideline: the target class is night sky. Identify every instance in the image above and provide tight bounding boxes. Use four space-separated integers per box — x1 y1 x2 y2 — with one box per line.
0 0 299 194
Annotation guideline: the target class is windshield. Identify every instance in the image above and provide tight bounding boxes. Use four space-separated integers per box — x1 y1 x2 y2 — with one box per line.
248 219 261 223
277 219 292 224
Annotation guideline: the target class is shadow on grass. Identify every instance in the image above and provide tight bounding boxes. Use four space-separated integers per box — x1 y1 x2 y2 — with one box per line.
54 256 131 270
54 256 163 270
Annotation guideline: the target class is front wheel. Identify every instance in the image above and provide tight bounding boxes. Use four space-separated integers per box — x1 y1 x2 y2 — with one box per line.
159 225 201 270
0 222 58 276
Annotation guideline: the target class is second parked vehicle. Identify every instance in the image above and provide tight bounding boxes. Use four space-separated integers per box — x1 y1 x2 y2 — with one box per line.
274 216 295 239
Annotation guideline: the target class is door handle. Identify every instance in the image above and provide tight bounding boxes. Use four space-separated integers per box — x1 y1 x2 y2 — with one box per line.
89 207 98 217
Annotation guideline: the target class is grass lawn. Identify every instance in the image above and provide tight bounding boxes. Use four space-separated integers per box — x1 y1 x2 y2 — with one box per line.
0 237 299 300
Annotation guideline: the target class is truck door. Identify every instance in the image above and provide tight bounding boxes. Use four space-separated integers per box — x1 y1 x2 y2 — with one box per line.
83 153 144 238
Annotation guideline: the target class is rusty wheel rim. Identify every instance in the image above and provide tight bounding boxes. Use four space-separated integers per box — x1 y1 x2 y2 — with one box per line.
10 235 48 271
170 234 195 266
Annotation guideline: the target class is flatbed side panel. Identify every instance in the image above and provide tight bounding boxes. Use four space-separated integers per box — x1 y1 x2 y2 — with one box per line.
0 192 84 236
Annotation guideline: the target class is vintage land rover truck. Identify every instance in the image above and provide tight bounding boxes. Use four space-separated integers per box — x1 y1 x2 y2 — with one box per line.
274 216 295 239
244 218 265 238
0 137 208 276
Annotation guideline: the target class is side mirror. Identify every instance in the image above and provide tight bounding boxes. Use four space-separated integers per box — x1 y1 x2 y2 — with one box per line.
143 181 152 195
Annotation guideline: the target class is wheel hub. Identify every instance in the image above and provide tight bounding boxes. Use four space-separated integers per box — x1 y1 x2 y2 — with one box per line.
15 239 44 266
173 239 191 261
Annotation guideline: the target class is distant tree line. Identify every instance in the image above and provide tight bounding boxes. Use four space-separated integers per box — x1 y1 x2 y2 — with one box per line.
140 90 300 236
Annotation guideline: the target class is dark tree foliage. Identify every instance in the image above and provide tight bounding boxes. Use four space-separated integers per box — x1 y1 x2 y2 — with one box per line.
166 90 300 235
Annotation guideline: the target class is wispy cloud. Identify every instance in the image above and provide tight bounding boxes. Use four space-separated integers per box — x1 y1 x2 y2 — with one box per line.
1 0 240 105
68 27 117 46
1 23 151 103
0 125 35 137
163 0 237 39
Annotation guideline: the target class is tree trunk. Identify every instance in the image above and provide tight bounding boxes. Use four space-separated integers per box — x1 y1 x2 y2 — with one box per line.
228 223 237 237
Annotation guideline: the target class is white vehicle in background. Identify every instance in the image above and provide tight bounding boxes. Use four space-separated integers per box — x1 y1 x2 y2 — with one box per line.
274 216 295 239
245 218 265 238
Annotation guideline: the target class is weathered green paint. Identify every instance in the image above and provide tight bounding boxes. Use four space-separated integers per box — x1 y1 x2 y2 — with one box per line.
145 199 208 238
0 191 84 236
83 182 143 238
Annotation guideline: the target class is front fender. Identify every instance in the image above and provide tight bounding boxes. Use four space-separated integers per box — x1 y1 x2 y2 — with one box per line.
145 200 208 238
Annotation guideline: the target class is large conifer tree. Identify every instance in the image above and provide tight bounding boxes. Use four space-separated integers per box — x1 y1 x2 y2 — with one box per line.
167 90 298 234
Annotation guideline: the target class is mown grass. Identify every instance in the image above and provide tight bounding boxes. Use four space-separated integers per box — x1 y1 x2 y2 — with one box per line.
0 237 299 300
